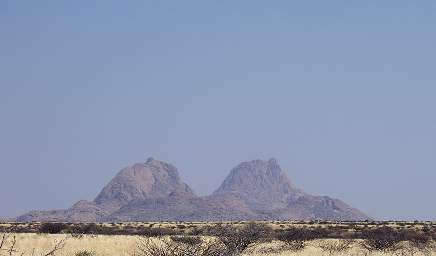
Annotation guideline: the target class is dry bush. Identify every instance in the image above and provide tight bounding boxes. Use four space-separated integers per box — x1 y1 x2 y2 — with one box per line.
282 240 305 252
38 223 69 234
206 222 273 255
385 239 433 256
317 239 353 256
358 226 434 256
135 238 169 256
393 242 425 256
359 226 403 253
406 230 433 255
33 223 182 237
275 228 309 241
136 223 273 256
135 236 226 256
275 227 321 252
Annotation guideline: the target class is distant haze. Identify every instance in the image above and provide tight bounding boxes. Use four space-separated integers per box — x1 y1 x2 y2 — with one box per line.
1 1 435 220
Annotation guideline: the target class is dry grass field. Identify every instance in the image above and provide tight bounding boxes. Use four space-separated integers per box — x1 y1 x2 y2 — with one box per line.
1 221 435 256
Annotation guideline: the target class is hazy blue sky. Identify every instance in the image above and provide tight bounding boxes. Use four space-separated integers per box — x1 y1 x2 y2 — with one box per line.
1 1 435 220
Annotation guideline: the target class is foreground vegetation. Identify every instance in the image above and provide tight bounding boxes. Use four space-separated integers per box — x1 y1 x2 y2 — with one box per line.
0 221 435 256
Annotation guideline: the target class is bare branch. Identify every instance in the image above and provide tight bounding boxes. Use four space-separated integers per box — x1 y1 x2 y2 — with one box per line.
7 236 17 256
0 233 10 250
42 237 68 256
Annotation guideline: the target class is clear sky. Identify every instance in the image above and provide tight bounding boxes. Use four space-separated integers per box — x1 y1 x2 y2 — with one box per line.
1 1 435 220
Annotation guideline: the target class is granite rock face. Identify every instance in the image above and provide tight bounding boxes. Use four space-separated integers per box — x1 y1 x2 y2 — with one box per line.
16 158 370 222
213 158 305 211
94 157 196 212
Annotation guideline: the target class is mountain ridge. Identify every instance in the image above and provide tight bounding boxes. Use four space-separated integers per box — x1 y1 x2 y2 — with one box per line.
16 158 370 222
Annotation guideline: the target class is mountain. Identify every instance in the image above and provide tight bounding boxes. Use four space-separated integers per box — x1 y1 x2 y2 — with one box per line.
94 157 196 212
212 158 368 220
16 158 370 222
17 157 196 222
213 158 305 211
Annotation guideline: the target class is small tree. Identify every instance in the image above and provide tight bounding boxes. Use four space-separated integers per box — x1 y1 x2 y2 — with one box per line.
209 222 273 255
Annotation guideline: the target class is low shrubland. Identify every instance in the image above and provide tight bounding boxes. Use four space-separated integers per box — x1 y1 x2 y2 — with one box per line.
0 221 435 256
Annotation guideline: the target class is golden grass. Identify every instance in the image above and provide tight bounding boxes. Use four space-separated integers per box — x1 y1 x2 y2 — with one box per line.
2 233 137 256
1 233 435 256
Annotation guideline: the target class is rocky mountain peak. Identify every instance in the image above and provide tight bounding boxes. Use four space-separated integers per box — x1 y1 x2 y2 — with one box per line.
215 159 293 191
213 158 302 211
93 158 196 211
16 157 370 222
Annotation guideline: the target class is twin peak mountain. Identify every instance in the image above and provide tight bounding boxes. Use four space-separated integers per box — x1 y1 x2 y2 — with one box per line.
18 158 369 222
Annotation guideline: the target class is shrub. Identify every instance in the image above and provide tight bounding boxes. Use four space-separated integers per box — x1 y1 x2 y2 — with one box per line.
403 230 433 255
136 236 227 256
170 235 202 246
276 227 320 242
360 226 402 252
38 223 69 234
317 239 353 256
281 240 306 252
206 222 273 255
138 227 179 237
275 227 327 252
239 222 273 243
69 223 100 236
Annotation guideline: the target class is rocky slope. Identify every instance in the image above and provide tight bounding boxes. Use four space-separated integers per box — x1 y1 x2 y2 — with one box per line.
17 158 370 222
